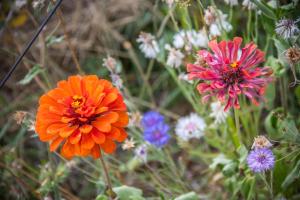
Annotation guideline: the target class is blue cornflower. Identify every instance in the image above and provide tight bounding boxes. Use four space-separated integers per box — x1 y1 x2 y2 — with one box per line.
141 111 170 148
141 111 165 130
247 148 275 173
144 122 170 148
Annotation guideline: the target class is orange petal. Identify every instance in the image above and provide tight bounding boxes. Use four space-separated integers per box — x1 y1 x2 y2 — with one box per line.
108 95 127 111
38 131 57 142
91 145 101 158
59 125 78 138
90 85 105 105
100 139 116 154
47 123 67 134
100 112 119 123
81 134 95 149
112 112 129 127
50 137 64 151
91 129 106 144
116 128 128 142
80 146 90 157
61 141 74 159
95 106 109 114
92 119 111 132
107 127 120 141
47 88 69 100
57 80 73 96
101 92 118 106
73 143 81 155
79 124 93 134
61 117 75 123
68 76 82 95
82 75 101 97
69 130 82 144
39 94 59 106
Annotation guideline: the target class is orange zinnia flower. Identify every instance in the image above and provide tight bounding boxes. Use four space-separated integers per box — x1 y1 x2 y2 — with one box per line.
35 75 129 159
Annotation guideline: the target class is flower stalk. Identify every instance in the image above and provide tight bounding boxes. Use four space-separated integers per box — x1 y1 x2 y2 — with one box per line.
99 152 116 200
232 108 241 149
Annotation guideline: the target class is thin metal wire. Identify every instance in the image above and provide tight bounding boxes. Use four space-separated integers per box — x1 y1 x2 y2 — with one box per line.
0 0 64 89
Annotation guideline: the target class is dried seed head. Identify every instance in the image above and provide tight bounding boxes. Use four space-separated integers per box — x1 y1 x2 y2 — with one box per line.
175 0 191 7
204 7 217 25
285 46 300 64
122 138 135 150
13 111 28 125
251 135 272 149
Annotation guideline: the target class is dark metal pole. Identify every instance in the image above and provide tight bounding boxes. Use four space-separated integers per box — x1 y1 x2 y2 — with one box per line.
0 0 63 89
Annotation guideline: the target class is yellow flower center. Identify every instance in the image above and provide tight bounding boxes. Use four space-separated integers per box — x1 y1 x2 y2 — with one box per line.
71 95 85 108
230 61 239 68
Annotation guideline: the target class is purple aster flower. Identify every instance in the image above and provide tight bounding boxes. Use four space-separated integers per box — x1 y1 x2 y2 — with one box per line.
141 111 165 130
247 148 275 173
144 122 170 148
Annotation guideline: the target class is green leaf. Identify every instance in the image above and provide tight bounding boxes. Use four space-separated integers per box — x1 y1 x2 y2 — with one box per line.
95 195 108 200
113 185 145 200
281 160 300 189
46 35 65 47
279 117 300 144
251 0 277 19
174 192 199 200
266 56 286 77
264 108 284 139
18 65 45 85
209 154 232 170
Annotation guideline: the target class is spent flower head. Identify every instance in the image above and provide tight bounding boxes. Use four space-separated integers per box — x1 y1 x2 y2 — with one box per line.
275 18 300 39
122 138 136 150
135 144 148 162
285 46 300 64
209 101 229 124
165 44 185 68
242 0 256 10
224 0 238 6
137 32 160 59
175 113 206 141
13 111 28 125
251 135 272 149
103 56 119 74
110 74 123 90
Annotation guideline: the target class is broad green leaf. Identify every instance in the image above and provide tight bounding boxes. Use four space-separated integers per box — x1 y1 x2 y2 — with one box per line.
18 65 45 85
251 0 277 19
174 192 199 200
209 154 232 170
279 118 300 144
281 160 300 189
113 185 145 200
95 195 108 200
264 108 284 139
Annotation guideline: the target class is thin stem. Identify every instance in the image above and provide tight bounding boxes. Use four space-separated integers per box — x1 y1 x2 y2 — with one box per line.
99 151 116 199
51 0 83 74
164 148 189 192
47 147 61 200
232 108 241 149
259 172 273 199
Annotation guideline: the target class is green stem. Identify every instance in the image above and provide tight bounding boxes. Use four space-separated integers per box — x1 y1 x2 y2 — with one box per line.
232 108 241 149
99 152 116 200
47 148 61 200
164 148 188 192
259 173 273 199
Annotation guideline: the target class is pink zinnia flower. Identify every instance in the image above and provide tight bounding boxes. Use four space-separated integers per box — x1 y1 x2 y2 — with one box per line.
187 37 273 111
